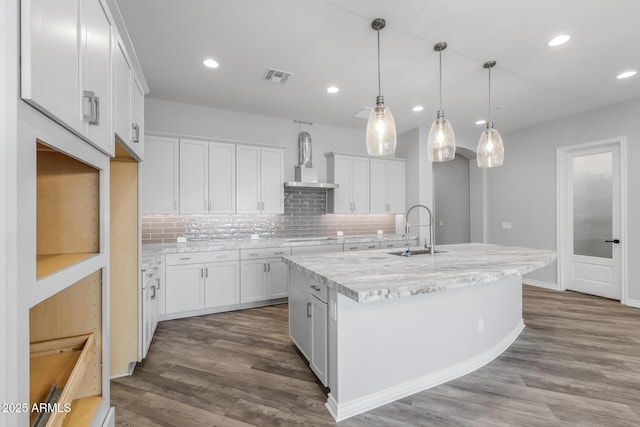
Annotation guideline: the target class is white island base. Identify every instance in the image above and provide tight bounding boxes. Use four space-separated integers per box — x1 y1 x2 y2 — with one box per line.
324 275 523 421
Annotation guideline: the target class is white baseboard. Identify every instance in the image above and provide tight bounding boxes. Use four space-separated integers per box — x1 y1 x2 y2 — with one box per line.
625 298 640 308
523 278 559 291
325 320 525 422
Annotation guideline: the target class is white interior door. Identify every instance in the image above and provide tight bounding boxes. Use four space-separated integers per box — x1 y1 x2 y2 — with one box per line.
559 139 623 300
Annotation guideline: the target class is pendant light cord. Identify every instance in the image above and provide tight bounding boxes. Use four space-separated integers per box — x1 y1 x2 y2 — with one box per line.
488 66 492 123
377 29 381 98
439 49 443 110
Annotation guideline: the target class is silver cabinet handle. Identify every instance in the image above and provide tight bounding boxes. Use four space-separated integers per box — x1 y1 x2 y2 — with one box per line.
368 245 376 249
179 257 191 260
200 268 204 278
248 253 259 257
306 302 311 318
209 200 212 211
174 200 177 211
151 285 156 300
267 262 271 272
274 251 284 255
155 277 160 289
132 123 140 143
349 247 357 250
82 90 99 125
205 267 209 278
263 262 266 272
310 285 321 291
386 244 394 248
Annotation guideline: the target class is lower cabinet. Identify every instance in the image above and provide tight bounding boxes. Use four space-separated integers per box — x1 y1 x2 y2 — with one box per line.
240 257 289 302
289 267 329 386
164 251 240 315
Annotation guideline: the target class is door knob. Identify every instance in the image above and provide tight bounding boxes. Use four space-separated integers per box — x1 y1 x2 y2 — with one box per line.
605 239 620 244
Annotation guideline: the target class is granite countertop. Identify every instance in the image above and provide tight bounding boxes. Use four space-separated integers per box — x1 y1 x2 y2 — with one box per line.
283 243 557 303
141 234 415 258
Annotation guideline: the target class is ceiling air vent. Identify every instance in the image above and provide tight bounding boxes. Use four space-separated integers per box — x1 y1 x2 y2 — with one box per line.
263 68 292 84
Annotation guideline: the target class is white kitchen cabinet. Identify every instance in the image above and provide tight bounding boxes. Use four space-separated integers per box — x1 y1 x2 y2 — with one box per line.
289 269 311 360
240 259 267 303
114 36 145 160
179 139 236 214
22 0 114 155
165 263 205 314
141 268 160 359
267 258 289 299
370 158 406 214
163 250 240 317
204 261 240 307
141 136 179 214
326 153 370 213
209 142 236 213
236 145 284 214
180 139 209 214
380 238 419 249
310 291 328 386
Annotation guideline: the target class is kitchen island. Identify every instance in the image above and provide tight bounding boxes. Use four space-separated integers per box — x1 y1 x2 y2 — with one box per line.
284 243 556 421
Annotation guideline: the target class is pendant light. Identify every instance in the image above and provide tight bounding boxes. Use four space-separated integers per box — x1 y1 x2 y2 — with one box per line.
477 60 504 168
365 18 396 156
427 42 455 162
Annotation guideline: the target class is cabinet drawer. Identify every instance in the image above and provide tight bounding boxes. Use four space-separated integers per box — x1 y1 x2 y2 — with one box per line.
344 242 381 251
240 247 292 260
166 250 239 265
380 239 418 249
309 280 327 303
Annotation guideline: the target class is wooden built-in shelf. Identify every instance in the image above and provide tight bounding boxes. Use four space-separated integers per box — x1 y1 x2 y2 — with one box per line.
36 253 98 280
37 142 100 279
30 334 99 426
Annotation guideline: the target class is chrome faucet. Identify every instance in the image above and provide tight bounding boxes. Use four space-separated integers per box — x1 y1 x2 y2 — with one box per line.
405 204 436 254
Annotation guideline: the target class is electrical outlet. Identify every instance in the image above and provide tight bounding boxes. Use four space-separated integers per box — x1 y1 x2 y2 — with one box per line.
377 230 383 235
501 222 512 229
177 236 187 243
337 231 343 236
250 234 260 240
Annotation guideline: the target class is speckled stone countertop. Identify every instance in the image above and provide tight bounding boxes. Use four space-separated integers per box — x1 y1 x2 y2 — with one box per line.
141 234 416 267
283 243 557 303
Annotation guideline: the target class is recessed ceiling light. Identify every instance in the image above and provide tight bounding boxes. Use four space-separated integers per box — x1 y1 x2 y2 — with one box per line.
203 59 219 69
412 105 424 112
616 70 637 79
327 86 340 94
475 120 487 125
547 34 571 47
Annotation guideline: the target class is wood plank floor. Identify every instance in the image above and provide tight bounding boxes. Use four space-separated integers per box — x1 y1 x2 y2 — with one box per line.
112 285 640 426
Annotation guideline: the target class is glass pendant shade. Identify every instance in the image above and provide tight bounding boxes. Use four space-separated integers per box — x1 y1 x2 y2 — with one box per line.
366 96 397 156
428 110 455 161
476 122 504 167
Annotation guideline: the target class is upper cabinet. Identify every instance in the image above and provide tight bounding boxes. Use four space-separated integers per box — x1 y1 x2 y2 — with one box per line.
236 145 284 214
326 153 370 214
370 158 406 214
114 37 145 160
21 0 114 156
21 0 147 159
141 136 179 214
178 139 236 214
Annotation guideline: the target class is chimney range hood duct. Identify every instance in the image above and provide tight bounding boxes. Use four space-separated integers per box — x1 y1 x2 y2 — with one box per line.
285 129 339 189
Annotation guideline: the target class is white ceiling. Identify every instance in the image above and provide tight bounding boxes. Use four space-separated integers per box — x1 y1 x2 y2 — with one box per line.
116 0 640 145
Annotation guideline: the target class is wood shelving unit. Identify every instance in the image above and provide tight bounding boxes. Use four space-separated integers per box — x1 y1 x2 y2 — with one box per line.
36 143 100 280
30 270 103 426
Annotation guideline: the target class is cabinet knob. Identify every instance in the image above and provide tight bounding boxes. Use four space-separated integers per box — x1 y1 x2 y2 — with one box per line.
306 302 311 318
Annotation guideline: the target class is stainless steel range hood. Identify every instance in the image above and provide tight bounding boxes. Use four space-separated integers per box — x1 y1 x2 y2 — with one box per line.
285 130 339 189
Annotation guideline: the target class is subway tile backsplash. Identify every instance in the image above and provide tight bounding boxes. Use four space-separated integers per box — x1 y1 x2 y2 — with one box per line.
142 187 395 243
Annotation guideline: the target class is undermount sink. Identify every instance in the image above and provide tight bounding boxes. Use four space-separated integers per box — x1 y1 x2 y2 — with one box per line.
390 249 447 256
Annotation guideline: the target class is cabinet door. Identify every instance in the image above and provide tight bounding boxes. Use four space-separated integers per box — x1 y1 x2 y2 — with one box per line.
205 261 240 307
179 139 209 214
165 264 204 314
261 148 284 214
142 284 151 358
236 145 261 213
288 269 311 360
310 294 328 386
369 158 387 214
128 74 145 160
331 155 353 214
114 39 131 143
80 0 113 156
266 258 288 299
209 142 235 213
386 160 406 213
141 136 179 214
351 156 370 213
240 260 266 303
21 0 82 133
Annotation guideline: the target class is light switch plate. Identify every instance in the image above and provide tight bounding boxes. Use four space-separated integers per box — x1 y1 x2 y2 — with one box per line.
177 237 187 243
337 231 343 236
501 222 512 230
377 230 383 235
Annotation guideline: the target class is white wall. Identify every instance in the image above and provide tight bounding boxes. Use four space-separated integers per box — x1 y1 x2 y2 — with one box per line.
145 98 373 182
486 97 640 301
